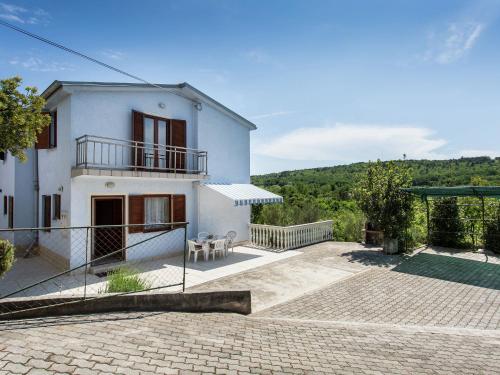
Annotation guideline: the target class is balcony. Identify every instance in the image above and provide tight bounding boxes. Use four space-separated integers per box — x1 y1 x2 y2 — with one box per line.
73 135 208 179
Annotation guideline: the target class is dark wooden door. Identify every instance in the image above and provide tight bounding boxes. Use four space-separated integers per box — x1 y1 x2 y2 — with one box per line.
93 197 124 263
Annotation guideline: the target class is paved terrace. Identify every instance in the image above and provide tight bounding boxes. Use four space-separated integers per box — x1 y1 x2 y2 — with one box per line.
0 243 499 374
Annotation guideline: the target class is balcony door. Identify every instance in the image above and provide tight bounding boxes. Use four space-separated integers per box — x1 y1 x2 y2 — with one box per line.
132 110 186 172
143 115 169 169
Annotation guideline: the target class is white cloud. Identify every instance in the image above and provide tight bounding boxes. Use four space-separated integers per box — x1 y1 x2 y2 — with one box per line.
0 2 49 24
101 49 125 60
254 124 448 162
423 22 484 64
9 56 74 72
249 111 295 120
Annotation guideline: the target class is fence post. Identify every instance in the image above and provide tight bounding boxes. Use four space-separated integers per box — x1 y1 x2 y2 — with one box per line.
182 224 187 292
83 227 89 300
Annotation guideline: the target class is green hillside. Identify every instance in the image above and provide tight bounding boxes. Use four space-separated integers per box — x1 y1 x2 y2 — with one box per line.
250 157 500 242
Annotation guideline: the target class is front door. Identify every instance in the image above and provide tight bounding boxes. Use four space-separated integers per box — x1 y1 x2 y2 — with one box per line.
92 196 125 263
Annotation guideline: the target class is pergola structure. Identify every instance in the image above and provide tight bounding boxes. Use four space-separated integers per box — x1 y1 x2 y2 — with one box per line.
402 186 500 249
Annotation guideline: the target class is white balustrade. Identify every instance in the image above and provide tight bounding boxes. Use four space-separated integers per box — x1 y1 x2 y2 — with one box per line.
248 220 333 251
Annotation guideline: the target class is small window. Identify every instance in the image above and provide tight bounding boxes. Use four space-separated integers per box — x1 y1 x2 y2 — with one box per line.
0 151 5 162
8 196 14 229
53 194 61 220
3 196 7 215
42 195 51 231
144 196 170 231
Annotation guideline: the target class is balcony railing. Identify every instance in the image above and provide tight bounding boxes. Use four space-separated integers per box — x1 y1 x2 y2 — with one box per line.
249 220 333 251
76 135 207 175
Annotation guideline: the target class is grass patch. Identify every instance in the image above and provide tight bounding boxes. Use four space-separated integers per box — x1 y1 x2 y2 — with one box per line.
101 267 151 293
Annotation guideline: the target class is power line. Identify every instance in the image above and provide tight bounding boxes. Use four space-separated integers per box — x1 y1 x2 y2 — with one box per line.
0 19 194 101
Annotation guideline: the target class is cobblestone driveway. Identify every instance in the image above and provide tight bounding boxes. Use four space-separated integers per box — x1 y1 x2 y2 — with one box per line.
0 311 499 375
1 245 499 374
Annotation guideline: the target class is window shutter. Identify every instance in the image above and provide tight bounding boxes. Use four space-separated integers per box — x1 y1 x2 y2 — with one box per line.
43 195 51 231
53 194 61 220
128 195 144 233
132 110 144 167
170 119 186 172
35 113 51 149
50 111 57 148
8 196 13 228
171 194 186 227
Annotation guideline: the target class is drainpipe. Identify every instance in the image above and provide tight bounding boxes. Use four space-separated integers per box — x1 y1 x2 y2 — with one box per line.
34 149 40 240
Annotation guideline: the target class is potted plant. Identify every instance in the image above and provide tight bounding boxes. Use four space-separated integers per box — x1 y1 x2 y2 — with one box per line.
356 160 414 254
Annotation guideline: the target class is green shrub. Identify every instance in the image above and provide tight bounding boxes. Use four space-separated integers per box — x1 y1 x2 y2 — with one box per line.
430 197 465 248
0 239 15 277
484 211 500 254
101 268 151 293
333 209 365 242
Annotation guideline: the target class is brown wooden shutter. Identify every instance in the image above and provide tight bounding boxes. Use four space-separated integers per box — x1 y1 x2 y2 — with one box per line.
128 195 144 233
170 119 186 172
171 194 186 227
8 196 13 228
53 194 61 220
132 111 144 168
35 113 51 149
50 111 57 148
43 195 51 231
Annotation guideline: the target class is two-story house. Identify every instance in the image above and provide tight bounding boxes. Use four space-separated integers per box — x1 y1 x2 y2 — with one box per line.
1 81 282 270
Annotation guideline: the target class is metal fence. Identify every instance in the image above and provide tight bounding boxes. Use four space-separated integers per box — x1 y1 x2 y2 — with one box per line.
0 223 187 318
76 135 208 175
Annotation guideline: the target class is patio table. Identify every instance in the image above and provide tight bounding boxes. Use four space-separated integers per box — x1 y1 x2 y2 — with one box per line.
190 235 227 261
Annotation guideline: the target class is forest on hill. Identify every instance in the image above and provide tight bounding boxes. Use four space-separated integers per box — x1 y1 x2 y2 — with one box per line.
251 157 500 242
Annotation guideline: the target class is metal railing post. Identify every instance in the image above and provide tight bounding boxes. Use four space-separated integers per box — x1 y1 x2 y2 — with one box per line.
84 227 89 300
182 224 187 292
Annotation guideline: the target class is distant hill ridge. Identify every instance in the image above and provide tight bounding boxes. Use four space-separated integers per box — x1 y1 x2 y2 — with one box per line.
252 157 500 193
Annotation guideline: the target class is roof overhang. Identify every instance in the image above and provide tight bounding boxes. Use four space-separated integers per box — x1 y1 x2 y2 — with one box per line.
202 183 283 206
41 81 257 130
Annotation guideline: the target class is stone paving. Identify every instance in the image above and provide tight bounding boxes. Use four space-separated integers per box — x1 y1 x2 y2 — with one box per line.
0 311 499 375
0 244 499 374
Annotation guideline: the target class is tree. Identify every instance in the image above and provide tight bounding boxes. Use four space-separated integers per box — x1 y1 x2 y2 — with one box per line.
0 76 50 161
430 197 465 248
355 160 414 252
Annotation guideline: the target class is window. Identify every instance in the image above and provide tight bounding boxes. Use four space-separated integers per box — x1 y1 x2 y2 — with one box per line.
128 194 185 233
3 196 6 215
144 196 170 230
0 151 5 162
42 195 51 231
8 196 13 229
36 111 57 150
53 194 61 220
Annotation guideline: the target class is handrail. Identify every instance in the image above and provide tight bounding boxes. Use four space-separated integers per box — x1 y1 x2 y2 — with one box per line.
249 220 333 252
75 134 208 175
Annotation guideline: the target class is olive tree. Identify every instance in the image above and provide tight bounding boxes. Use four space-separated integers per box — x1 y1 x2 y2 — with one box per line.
0 76 50 161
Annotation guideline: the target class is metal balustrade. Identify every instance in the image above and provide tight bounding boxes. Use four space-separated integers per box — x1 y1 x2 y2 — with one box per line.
249 220 334 251
76 135 208 175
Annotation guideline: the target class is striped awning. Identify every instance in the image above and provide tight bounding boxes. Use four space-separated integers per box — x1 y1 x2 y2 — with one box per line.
202 183 283 206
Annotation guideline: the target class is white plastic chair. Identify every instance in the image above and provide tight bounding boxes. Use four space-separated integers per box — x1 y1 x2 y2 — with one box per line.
197 232 209 241
188 240 204 263
212 239 227 260
225 231 237 254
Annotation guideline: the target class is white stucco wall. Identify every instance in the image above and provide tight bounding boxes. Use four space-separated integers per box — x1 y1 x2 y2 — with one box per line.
0 152 16 243
69 176 196 268
198 185 250 243
198 104 251 183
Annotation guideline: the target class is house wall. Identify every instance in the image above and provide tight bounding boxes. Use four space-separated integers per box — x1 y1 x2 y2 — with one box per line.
198 185 250 243
198 103 251 183
70 176 196 268
37 96 72 264
13 149 35 247
0 152 16 243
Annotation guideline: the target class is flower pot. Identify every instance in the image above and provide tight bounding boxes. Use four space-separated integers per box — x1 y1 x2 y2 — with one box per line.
383 238 398 254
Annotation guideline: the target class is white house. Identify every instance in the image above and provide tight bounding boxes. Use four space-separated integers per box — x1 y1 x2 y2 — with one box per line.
0 81 282 270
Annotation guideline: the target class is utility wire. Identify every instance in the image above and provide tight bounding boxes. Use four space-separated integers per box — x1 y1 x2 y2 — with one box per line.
0 19 194 101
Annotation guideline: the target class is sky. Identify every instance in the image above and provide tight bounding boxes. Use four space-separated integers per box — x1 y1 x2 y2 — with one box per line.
1 0 500 175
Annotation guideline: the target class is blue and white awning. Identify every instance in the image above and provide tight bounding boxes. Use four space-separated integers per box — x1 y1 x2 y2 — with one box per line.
202 183 283 206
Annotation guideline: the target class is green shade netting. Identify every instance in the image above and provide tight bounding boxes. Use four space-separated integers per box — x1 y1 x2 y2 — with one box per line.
402 186 500 199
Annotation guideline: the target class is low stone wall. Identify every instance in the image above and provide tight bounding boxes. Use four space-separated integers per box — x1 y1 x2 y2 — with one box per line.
0 290 251 320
